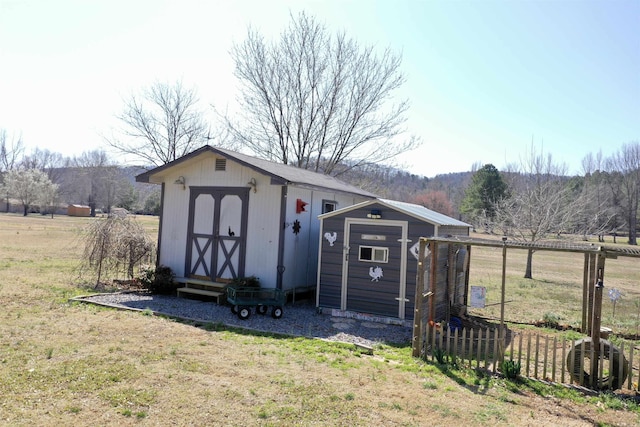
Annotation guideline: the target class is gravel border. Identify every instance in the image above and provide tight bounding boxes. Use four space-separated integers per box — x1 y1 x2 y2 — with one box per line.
74 292 413 348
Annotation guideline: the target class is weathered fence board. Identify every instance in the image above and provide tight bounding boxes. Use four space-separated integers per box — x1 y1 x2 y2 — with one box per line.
423 323 639 392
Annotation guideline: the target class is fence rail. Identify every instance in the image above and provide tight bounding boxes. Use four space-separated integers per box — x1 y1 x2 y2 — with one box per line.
421 323 639 392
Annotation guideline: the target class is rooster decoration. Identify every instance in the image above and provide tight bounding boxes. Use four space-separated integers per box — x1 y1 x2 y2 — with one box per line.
369 266 383 282
324 231 337 247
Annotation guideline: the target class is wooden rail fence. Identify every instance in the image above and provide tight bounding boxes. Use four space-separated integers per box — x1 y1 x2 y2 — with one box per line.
421 323 639 392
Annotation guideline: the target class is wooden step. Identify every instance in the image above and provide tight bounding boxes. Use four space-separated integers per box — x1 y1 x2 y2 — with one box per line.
175 277 228 304
176 287 225 304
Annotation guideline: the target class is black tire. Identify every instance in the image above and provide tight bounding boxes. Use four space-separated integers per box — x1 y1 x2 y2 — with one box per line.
238 306 251 320
231 305 238 315
271 306 283 319
256 305 268 315
566 338 628 390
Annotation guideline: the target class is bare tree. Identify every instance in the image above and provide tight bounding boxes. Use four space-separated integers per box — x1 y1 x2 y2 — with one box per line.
575 152 617 241
494 144 581 278
20 147 66 185
411 190 455 217
0 129 25 212
79 216 155 286
73 150 120 216
0 129 25 173
226 11 419 176
108 81 209 167
39 180 60 218
605 141 640 245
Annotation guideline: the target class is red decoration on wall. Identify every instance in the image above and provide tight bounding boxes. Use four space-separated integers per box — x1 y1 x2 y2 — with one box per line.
296 199 308 213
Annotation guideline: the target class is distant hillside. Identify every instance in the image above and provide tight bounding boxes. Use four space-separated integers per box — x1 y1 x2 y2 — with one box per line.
337 163 472 217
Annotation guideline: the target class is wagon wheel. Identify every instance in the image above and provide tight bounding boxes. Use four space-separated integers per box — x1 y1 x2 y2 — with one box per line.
566 338 628 390
237 306 251 320
231 305 238 315
271 306 283 319
256 305 268 315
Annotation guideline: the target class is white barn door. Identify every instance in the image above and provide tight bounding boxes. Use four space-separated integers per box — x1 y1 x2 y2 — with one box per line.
185 187 249 281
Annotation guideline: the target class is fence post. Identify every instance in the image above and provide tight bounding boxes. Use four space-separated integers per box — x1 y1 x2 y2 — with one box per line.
517 332 523 370
543 336 549 380
413 239 427 358
579 339 586 386
561 337 566 384
600 340 606 389
552 337 557 382
446 325 451 363
526 334 532 377
432 323 438 363
476 328 482 369
484 327 490 370
438 325 443 362
468 328 474 368
534 334 540 379
627 345 634 390
590 258 605 388
492 327 499 373
460 327 466 366
509 331 514 361
618 341 625 390
453 327 459 362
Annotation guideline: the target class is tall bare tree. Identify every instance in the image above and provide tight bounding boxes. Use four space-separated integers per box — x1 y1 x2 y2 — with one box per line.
73 150 120 216
109 81 209 167
605 141 640 245
0 129 25 173
576 151 617 241
494 144 580 278
226 12 418 176
20 148 66 184
0 129 25 212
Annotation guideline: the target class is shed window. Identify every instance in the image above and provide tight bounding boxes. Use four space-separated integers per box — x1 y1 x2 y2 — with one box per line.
358 246 389 263
322 200 337 214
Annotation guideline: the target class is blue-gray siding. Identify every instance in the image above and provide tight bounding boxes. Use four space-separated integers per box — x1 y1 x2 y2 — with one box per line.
319 202 470 321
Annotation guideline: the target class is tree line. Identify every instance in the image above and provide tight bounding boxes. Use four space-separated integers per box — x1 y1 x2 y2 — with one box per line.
458 143 639 278
0 135 157 216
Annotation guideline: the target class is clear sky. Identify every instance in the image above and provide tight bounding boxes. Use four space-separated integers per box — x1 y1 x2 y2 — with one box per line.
0 0 638 177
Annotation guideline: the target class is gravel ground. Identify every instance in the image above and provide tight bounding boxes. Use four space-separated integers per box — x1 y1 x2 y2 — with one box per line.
76 292 413 348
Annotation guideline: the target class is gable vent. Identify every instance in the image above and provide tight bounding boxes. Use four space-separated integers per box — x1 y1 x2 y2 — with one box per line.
215 158 227 171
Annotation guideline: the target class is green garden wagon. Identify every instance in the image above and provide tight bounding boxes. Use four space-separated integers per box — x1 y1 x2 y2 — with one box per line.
226 285 285 320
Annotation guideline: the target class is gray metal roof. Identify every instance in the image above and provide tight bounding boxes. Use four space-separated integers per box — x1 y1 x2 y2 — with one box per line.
136 145 378 199
320 198 472 228
378 199 472 227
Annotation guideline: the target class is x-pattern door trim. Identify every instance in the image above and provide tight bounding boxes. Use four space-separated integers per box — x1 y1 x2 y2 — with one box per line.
185 186 249 281
190 235 213 277
216 238 240 278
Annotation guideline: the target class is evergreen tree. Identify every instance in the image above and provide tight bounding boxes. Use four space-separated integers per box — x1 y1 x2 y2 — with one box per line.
460 164 507 223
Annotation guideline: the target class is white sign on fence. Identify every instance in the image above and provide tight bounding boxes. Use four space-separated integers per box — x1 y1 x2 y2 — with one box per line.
470 286 486 308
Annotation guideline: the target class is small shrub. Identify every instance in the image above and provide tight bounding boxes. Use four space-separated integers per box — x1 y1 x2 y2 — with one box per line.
433 348 447 364
500 360 521 380
137 265 177 295
542 312 561 329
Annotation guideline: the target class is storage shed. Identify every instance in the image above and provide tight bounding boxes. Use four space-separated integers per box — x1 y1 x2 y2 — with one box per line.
67 204 91 217
317 199 472 323
136 145 377 296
